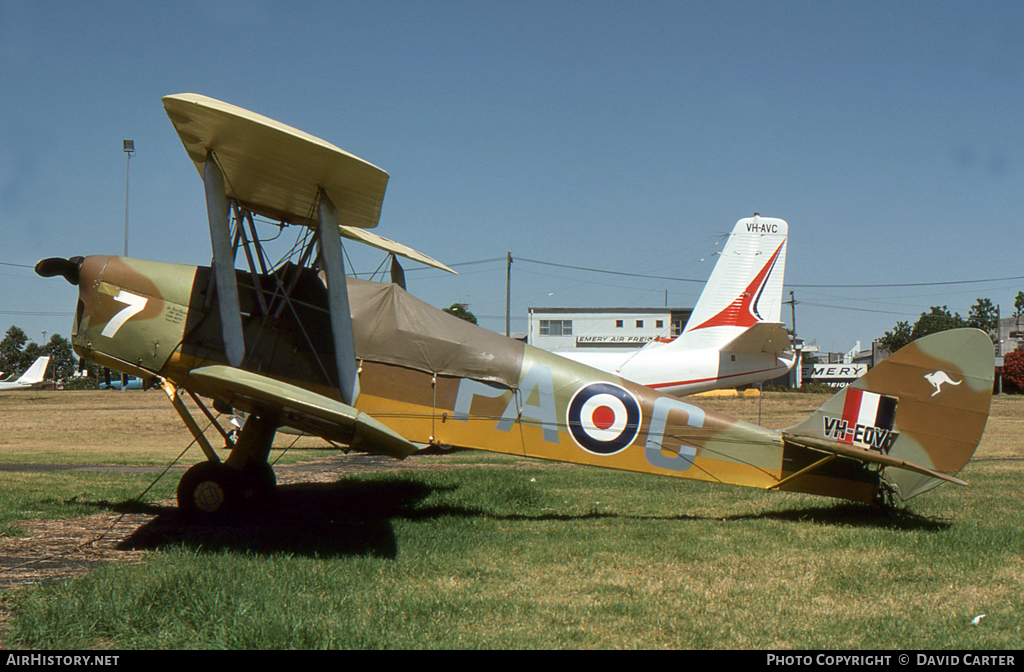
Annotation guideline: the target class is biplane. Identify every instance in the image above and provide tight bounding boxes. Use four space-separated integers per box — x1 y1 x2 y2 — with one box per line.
36 95 993 516
558 215 795 395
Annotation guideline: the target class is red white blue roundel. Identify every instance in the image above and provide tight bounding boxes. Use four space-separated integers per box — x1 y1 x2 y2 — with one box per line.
567 382 642 455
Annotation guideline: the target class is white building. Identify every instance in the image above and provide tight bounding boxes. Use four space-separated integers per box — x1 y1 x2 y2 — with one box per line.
996 316 1023 355
528 307 692 353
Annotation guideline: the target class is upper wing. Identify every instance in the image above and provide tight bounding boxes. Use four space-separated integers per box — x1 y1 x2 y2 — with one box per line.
163 93 388 230
185 365 418 460
339 225 457 274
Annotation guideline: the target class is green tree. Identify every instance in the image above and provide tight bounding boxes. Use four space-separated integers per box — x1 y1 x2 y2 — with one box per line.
21 340 43 371
0 326 78 384
443 303 478 324
43 334 77 384
1013 292 1024 345
967 297 999 341
880 304 978 354
0 326 29 377
879 320 913 354
910 306 967 341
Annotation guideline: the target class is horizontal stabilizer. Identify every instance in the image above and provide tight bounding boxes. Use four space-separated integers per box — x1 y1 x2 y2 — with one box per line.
186 365 418 460
719 322 791 354
782 432 967 486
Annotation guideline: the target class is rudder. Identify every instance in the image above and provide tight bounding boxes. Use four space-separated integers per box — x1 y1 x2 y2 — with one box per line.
785 329 993 501
670 215 788 351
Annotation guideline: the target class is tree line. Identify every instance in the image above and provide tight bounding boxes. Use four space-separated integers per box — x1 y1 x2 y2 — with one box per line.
0 326 78 384
878 293 1024 391
877 297 1001 353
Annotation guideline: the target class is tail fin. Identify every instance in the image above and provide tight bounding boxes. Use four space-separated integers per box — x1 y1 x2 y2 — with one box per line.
784 329 993 501
16 356 50 385
669 215 788 351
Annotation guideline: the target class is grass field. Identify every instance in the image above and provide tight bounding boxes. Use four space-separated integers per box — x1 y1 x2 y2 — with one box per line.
1 390 1021 649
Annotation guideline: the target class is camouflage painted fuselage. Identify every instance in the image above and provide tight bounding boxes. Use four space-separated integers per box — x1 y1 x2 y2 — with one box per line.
69 255 990 505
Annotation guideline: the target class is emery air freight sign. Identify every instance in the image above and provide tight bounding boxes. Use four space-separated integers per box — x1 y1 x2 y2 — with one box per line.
810 363 868 388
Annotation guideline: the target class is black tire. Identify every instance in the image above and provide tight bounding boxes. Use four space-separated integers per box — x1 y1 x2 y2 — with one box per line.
177 461 239 516
239 461 277 506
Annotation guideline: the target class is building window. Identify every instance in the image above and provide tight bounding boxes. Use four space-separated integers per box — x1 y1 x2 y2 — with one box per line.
656 320 664 328
615 320 623 328
539 320 572 336
671 319 684 337
636 320 644 328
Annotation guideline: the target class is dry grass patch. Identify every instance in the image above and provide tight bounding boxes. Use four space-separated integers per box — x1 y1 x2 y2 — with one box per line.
0 390 334 465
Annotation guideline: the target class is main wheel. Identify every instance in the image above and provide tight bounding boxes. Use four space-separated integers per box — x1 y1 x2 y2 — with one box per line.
177 461 239 516
239 461 277 506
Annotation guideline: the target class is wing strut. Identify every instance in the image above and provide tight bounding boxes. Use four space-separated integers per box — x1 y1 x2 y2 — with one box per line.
317 192 360 405
204 152 246 368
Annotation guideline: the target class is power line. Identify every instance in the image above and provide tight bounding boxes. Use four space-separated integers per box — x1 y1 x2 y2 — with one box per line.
4 247 1019 290
0 311 74 316
516 257 705 283
481 256 1024 290
788 275 1024 289
797 302 917 317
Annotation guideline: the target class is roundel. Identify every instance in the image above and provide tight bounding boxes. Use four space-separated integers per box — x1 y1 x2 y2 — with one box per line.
566 382 642 455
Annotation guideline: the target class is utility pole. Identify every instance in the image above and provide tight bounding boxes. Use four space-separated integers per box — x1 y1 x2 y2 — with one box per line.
996 304 1003 394
122 139 134 391
784 290 801 387
786 289 797 339
505 252 513 337
123 140 135 256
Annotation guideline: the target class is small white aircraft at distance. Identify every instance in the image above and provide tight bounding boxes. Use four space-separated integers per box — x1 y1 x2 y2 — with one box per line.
0 356 51 391
556 215 795 396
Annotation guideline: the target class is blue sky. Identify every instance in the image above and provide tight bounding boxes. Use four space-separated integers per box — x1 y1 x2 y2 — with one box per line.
2 1 1022 356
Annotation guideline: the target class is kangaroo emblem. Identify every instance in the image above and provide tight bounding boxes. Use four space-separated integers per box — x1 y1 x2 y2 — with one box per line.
924 370 962 397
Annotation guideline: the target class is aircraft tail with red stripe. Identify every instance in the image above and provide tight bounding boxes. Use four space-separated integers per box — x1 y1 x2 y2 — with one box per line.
559 214 793 396
669 214 788 352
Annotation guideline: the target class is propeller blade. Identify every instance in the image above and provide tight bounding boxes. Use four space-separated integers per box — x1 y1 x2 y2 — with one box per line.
35 256 84 286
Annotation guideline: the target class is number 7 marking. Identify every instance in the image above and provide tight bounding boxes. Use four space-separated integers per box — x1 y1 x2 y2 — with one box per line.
101 290 149 338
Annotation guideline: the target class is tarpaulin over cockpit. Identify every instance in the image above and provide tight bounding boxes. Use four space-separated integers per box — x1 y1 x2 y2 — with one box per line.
348 278 525 389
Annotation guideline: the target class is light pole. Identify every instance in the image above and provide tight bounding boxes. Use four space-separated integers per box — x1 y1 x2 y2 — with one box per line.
123 140 135 256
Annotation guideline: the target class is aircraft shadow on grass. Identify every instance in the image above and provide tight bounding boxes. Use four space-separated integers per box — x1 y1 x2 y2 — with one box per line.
109 477 450 559
87 476 949 560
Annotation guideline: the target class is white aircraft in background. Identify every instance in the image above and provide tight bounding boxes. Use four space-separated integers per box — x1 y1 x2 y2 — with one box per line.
558 215 795 395
0 356 51 391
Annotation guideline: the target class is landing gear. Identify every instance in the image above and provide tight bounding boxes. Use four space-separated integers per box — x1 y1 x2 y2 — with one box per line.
159 377 284 517
177 460 278 516
178 461 238 515
239 461 277 504
175 412 281 517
